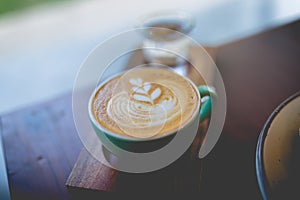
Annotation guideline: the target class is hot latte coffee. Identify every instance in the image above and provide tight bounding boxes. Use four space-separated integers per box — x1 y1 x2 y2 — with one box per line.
92 67 199 138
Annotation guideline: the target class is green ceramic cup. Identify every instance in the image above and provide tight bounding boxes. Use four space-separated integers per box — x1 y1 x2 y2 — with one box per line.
88 70 215 154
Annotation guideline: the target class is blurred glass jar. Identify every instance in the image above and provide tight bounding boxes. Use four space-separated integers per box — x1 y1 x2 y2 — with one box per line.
137 11 195 66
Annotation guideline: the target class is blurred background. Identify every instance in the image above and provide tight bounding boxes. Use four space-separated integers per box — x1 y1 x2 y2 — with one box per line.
1 0 299 114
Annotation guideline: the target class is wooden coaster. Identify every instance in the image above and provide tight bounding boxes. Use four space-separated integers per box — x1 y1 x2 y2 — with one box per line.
66 119 209 194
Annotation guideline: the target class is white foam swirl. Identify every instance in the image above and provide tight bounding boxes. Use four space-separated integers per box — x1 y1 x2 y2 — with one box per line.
107 80 181 138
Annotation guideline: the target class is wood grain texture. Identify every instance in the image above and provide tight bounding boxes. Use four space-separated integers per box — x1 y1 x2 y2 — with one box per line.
1 94 82 200
218 20 300 141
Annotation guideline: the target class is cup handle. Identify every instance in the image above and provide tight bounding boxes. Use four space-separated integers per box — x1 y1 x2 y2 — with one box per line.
198 85 216 121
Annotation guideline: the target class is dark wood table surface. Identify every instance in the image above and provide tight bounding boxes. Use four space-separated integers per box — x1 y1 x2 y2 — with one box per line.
1 20 300 199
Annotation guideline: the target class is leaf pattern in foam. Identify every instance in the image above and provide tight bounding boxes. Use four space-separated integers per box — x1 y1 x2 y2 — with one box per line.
143 82 151 92
150 88 161 101
133 87 147 94
130 78 162 104
133 94 152 103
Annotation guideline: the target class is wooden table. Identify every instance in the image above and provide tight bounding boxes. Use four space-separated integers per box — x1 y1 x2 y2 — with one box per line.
1 20 300 199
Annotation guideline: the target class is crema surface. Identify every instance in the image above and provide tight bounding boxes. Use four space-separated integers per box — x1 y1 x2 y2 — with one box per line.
92 67 198 138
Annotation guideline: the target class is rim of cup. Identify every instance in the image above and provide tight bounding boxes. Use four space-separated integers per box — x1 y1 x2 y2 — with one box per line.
256 91 300 199
88 66 201 142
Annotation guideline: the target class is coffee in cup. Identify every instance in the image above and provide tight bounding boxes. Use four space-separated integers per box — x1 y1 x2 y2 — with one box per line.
91 67 199 138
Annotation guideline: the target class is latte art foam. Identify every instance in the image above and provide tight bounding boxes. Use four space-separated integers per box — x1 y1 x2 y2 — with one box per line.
92 68 198 138
107 81 181 137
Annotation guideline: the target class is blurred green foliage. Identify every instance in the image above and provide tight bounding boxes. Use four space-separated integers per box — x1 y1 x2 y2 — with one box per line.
0 0 69 15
